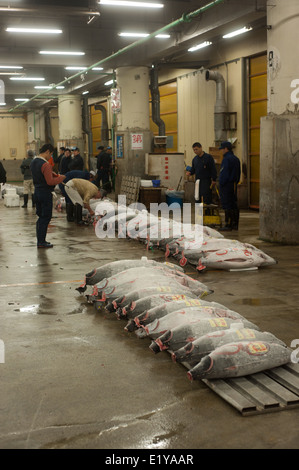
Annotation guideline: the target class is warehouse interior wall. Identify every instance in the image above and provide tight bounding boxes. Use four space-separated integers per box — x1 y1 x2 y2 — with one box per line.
0 27 267 185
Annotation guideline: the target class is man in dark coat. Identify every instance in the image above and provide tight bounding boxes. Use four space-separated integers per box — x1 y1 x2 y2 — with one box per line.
97 146 112 191
59 148 72 175
186 142 217 204
69 147 84 171
30 143 65 248
218 141 241 231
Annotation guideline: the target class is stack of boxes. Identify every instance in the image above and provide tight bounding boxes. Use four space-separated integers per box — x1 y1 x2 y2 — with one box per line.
4 188 20 207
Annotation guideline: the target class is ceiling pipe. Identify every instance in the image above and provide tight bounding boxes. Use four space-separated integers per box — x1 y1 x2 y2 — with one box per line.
8 0 225 113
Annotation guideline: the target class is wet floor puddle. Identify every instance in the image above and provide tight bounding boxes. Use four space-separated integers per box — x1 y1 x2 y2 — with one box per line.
233 297 286 306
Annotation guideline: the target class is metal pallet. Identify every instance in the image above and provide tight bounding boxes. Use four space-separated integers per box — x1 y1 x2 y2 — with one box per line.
200 362 299 416
120 175 141 205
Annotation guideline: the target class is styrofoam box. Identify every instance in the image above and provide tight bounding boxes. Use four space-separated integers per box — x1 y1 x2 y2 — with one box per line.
140 180 153 187
4 194 20 207
6 188 17 196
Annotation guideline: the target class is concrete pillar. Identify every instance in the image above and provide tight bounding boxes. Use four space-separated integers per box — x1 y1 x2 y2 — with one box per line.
267 0 299 114
58 95 84 153
114 66 152 195
259 0 299 243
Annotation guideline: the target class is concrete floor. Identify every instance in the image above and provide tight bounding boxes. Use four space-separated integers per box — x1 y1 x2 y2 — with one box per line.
0 194 298 450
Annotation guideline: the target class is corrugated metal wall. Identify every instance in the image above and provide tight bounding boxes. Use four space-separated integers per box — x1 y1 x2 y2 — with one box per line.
149 81 178 152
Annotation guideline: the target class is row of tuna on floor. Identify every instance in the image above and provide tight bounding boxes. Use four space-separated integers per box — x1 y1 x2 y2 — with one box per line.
92 199 277 271
77 258 292 381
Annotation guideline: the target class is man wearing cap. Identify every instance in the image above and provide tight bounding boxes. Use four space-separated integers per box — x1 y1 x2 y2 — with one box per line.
186 142 217 204
218 141 241 231
97 146 112 191
64 178 106 224
69 147 84 171
59 169 97 222
30 143 66 248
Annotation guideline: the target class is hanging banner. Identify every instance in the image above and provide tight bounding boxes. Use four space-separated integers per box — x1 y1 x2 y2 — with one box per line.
131 133 143 150
110 87 121 113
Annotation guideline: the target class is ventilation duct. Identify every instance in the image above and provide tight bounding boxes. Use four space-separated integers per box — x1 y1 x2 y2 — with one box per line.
82 96 93 168
150 66 165 136
44 108 54 146
94 104 109 146
205 70 227 144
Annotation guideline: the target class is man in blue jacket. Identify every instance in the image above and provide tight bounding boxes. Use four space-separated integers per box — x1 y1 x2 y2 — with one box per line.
186 142 217 204
218 141 241 231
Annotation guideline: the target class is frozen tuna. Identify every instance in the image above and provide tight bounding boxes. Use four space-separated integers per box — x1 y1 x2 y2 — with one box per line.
150 318 259 354
106 287 198 313
77 258 184 293
187 341 291 380
95 266 211 301
134 299 244 329
172 328 286 366
140 308 226 340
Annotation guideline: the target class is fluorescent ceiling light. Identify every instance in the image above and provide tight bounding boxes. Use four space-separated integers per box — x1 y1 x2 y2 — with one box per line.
39 51 85 56
34 85 65 89
6 27 62 34
0 72 23 76
119 32 170 38
10 77 45 81
119 32 148 38
104 79 114 86
92 67 104 71
82 91 89 95
188 41 212 52
15 98 29 102
0 102 6 106
0 65 23 69
65 66 87 70
223 26 252 38
99 0 163 8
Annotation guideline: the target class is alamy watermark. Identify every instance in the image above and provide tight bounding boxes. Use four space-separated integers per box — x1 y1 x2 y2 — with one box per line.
0 340 4 363
94 195 204 246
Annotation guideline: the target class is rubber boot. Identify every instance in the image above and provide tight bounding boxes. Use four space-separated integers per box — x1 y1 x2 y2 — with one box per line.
32 194 36 208
219 210 233 231
74 203 83 225
232 208 239 230
66 203 75 222
22 194 28 208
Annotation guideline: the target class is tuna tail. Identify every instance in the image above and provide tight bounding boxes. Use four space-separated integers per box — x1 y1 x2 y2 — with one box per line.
76 284 87 294
188 355 213 381
149 341 161 354
124 319 136 332
173 342 194 363
105 301 116 312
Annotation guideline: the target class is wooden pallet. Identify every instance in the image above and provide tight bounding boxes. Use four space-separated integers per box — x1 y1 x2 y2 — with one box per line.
201 362 299 416
120 175 141 205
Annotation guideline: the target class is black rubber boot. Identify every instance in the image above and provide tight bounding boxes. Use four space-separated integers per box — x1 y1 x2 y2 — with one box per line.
219 210 233 231
22 194 28 208
66 203 75 222
74 203 83 224
232 208 239 230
